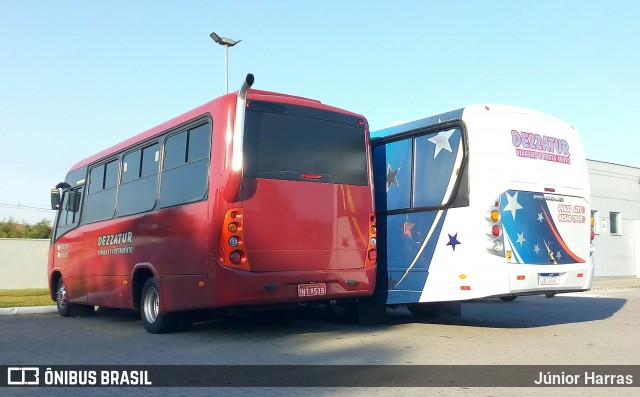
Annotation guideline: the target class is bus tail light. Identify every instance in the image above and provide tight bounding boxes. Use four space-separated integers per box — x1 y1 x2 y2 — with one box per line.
219 208 250 271
486 198 505 257
366 212 377 266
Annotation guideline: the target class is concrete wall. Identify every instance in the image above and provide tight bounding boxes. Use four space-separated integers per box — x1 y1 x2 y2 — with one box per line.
0 239 50 289
587 160 640 277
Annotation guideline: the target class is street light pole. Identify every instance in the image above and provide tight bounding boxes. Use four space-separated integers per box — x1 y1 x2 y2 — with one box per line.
210 31 242 94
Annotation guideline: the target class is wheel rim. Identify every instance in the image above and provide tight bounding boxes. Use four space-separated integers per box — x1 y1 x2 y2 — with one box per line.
57 281 67 310
143 286 159 324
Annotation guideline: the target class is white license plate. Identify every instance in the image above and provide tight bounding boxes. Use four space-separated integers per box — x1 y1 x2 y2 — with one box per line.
539 273 560 285
297 283 327 297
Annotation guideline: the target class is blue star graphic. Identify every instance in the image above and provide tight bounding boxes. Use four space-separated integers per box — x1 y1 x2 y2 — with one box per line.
447 233 461 251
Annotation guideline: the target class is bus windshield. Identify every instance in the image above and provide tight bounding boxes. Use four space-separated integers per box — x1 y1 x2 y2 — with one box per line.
243 101 368 186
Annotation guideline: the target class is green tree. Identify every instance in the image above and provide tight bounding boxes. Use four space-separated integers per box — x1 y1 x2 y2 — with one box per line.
0 218 52 239
25 220 53 239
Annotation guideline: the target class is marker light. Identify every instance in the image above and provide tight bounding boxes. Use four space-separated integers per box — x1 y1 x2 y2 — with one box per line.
492 240 503 253
492 225 501 237
517 275 525 280
368 249 377 261
228 223 238 233
490 210 500 222
229 236 239 247
229 251 242 264
590 231 595 240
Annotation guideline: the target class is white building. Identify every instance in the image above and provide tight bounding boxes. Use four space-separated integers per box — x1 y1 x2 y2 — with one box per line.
587 160 640 277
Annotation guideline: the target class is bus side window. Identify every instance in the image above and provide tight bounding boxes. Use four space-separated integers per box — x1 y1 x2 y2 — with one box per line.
117 143 159 217
413 128 469 209
84 160 119 223
159 123 211 208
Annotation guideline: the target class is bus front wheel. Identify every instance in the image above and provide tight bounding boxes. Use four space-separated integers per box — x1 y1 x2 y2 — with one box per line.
141 278 176 334
56 278 70 317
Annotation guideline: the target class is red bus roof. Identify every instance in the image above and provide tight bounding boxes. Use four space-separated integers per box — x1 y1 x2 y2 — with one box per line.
69 90 364 172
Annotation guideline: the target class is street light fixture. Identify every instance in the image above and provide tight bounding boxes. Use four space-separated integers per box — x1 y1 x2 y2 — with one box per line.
210 31 242 94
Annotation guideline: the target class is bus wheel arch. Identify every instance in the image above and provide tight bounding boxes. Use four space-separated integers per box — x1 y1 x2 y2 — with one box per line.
50 272 62 303
131 266 155 311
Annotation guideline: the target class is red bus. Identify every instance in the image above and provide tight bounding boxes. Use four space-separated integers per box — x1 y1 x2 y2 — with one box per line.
48 74 377 333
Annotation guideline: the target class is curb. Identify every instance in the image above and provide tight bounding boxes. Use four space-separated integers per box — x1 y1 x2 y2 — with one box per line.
0 306 57 316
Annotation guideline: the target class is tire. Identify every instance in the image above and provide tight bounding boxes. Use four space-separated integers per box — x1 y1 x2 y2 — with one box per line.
140 277 176 334
499 296 518 302
545 293 556 298
56 278 94 317
56 278 70 317
407 303 439 318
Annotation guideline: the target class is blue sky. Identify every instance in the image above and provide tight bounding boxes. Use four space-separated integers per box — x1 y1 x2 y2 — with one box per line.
1 0 638 224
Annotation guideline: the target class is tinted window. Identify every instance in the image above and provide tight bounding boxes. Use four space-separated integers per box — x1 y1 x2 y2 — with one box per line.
88 166 104 194
187 124 210 162
84 160 118 223
122 150 141 183
373 138 412 211
244 102 368 185
372 126 469 212
141 143 160 177
159 123 211 207
104 160 119 189
117 143 159 217
413 128 462 208
164 131 187 170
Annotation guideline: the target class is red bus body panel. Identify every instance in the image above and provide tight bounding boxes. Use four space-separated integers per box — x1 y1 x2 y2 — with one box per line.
48 90 376 314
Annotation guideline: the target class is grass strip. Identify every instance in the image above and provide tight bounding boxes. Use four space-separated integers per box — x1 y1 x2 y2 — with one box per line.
0 288 54 308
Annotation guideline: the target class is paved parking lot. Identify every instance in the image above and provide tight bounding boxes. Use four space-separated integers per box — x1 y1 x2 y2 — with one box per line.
1 279 639 396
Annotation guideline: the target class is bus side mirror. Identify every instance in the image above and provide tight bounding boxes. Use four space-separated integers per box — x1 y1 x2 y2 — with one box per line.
51 188 61 210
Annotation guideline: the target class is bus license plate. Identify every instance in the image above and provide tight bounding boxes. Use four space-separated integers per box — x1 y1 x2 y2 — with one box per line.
539 273 560 285
298 283 327 297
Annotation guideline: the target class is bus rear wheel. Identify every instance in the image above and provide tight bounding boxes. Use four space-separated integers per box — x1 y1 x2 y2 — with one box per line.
499 296 518 302
141 278 176 334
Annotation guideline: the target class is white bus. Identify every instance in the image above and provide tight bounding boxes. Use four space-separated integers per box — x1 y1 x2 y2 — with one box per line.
369 104 595 317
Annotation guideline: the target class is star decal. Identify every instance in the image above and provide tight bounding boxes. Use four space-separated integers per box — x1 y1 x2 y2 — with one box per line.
503 191 523 221
341 237 350 248
402 215 415 239
516 232 526 246
537 212 544 222
556 251 563 260
427 129 454 158
533 244 540 254
386 164 400 192
447 233 461 251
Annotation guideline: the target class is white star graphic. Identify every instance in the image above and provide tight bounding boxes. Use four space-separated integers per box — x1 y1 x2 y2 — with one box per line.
503 191 523 221
556 251 563 259
516 232 526 246
533 244 540 254
427 129 454 158
537 212 544 222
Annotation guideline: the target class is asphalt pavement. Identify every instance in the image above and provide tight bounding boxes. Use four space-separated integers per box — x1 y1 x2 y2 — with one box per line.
1 276 638 316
